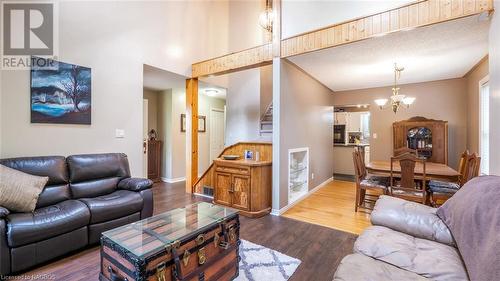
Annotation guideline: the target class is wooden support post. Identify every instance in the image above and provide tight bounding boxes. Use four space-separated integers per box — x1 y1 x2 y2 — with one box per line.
186 78 198 193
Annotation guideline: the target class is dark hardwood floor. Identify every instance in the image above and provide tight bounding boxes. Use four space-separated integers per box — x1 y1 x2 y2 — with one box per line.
20 182 356 281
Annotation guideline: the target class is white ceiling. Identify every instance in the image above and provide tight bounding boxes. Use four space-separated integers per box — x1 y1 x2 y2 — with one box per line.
288 16 490 92
143 64 227 99
282 0 414 38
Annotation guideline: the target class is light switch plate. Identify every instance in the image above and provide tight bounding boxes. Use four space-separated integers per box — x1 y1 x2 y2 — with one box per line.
115 129 125 138
373 133 378 139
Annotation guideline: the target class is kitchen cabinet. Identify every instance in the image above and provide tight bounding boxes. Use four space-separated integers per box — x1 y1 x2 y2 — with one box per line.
335 112 347 125
346 112 362 132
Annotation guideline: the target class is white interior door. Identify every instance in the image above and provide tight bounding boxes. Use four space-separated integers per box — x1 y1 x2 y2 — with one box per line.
210 108 225 162
143 99 148 178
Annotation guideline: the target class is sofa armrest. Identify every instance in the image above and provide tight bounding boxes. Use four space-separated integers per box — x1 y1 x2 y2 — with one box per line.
118 178 153 192
0 207 9 219
371 195 455 246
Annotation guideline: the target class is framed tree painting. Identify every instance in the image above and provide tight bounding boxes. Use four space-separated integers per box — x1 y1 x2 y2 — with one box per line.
30 57 91 124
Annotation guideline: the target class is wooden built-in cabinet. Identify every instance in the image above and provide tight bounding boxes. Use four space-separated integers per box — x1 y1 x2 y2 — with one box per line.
393 117 448 164
213 158 272 218
147 140 162 182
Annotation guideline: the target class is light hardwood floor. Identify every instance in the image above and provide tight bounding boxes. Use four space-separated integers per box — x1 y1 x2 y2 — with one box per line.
283 180 380 235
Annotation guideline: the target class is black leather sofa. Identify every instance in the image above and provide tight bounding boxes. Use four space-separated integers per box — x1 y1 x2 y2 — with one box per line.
0 153 154 275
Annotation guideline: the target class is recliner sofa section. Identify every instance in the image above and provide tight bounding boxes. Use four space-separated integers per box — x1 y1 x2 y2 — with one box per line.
0 153 153 275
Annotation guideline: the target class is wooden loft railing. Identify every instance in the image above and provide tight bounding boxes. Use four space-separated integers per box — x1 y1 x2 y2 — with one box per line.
191 0 493 77
281 0 493 57
193 142 272 195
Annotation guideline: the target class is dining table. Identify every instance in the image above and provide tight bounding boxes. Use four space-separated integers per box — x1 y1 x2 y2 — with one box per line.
366 160 460 182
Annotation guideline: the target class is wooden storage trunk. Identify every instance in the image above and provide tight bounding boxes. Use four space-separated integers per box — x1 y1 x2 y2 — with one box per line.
99 203 240 281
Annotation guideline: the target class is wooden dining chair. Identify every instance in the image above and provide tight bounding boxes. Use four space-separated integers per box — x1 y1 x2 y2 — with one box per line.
394 147 418 157
390 153 427 205
353 148 389 212
429 152 481 206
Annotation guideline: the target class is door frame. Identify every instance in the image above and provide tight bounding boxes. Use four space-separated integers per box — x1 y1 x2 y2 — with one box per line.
478 75 489 175
210 107 226 162
143 99 149 178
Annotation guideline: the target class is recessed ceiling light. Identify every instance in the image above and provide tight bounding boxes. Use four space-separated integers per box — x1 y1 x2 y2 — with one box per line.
204 89 219 97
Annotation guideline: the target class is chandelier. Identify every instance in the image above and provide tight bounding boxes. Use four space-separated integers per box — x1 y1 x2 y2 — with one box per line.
374 63 415 113
259 0 274 33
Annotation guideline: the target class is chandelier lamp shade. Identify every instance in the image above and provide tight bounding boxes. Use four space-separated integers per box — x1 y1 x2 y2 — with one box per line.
375 63 415 113
259 0 274 33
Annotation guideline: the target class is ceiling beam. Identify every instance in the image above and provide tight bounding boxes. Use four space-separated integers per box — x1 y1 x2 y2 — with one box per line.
192 44 273 78
190 0 493 78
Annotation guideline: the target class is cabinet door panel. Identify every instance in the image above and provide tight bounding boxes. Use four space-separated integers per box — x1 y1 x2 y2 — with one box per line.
214 172 232 206
231 175 250 210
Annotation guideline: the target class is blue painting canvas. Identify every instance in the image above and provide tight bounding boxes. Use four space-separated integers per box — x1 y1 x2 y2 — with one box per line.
31 57 91 124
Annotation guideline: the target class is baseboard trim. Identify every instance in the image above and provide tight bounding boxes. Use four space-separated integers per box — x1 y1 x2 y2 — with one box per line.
161 177 186 183
271 177 333 216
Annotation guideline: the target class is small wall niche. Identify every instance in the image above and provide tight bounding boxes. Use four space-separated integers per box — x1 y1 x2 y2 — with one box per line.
288 147 309 204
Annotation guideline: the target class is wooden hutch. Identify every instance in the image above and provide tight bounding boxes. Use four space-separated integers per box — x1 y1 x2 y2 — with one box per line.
393 117 448 164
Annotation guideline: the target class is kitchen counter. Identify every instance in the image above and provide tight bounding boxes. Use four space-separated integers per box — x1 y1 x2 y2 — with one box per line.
333 144 370 176
334 143 370 147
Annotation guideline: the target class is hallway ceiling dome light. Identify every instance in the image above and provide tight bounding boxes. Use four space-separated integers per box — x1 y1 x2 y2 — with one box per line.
374 63 415 113
259 0 274 33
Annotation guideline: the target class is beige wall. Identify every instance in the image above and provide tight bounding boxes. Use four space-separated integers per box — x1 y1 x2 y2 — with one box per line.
489 2 500 175
279 60 334 208
0 1 229 176
465 58 489 154
333 78 468 168
143 89 160 133
157 90 173 179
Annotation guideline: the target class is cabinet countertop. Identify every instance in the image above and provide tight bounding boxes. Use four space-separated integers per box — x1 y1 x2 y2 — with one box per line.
214 158 272 166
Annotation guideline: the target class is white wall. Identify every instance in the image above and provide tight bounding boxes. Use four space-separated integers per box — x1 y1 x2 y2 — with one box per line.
0 1 229 176
224 0 268 146
225 69 262 145
489 1 500 175
282 0 414 38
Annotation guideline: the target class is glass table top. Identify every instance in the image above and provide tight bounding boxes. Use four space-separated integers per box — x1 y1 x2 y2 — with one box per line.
102 202 238 258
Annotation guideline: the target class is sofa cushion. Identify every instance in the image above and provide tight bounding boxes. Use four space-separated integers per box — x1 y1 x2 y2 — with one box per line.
354 226 468 281
70 177 122 199
0 156 68 185
36 184 72 208
0 164 48 212
1 156 70 208
67 153 130 183
333 253 429 281
437 176 500 281
371 195 455 246
6 200 90 247
79 190 143 224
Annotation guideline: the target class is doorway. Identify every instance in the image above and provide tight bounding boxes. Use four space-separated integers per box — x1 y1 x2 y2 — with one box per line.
210 108 225 162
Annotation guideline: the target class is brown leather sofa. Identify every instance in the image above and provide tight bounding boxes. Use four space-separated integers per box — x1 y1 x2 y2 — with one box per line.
0 153 153 275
